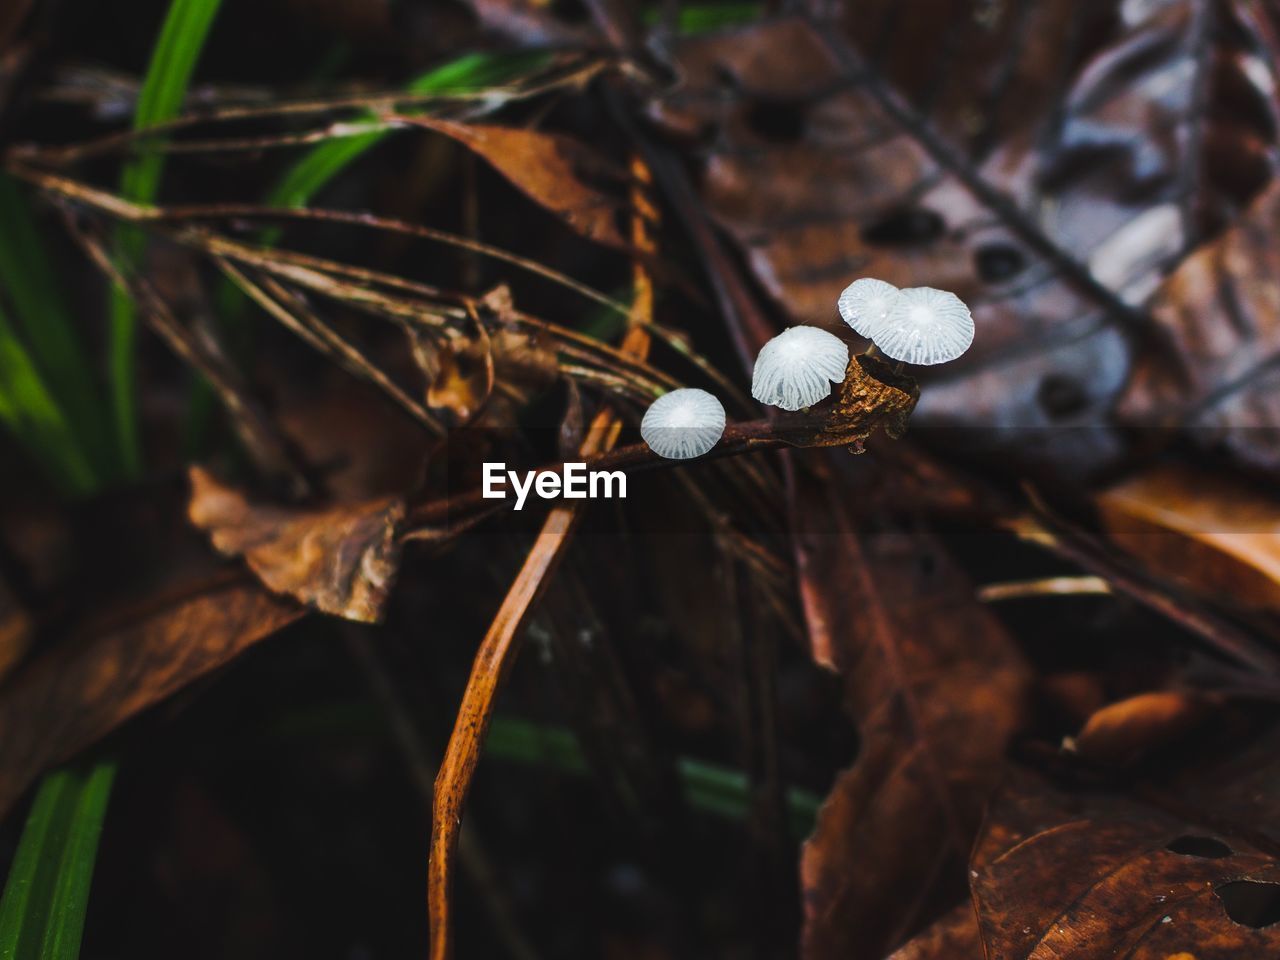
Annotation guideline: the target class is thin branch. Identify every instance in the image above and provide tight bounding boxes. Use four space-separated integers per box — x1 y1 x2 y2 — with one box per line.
427 156 658 960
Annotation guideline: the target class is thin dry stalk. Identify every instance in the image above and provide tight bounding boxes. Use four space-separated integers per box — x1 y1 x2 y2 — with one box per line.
427 156 657 960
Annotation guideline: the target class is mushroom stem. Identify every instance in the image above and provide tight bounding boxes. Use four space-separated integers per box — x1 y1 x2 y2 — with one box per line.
864 343 881 359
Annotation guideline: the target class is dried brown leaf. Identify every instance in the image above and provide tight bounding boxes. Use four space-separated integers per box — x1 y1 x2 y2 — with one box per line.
395 116 628 250
885 902 983 960
794 478 1030 959
188 467 405 623
652 5 1280 477
0 578 301 817
1071 691 1212 767
972 771 1280 959
1097 463 1280 611
1118 177 1280 477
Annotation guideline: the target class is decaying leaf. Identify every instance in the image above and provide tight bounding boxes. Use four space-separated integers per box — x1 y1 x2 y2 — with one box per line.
415 324 496 423
886 902 982 960
1097 463 1280 611
794 474 1030 959
650 6 1280 477
0 578 302 818
188 467 405 623
1173 725 1280 839
410 286 560 428
1070 690 1212 766
1118 178 1280 477
394 116 628 249
972 771 1280 959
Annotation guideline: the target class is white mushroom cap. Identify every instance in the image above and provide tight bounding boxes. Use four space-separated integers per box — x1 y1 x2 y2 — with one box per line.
751 326 850 411
875 286 974 365
641 388 726 460
838 277 903 339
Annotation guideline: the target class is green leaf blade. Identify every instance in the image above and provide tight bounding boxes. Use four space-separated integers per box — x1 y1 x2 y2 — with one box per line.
0 761 115 960
111 0 225 476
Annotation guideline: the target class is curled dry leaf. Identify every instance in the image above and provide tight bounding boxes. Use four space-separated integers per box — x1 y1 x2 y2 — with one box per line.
1118 178 1280 478
972 771 1280 959
793 475 1029 960
410 288 560 428
188 467 405 624
1070 691 1212 767
0 578 302 818
1097 464 1280 611
394 116 628 249
414 324 496 423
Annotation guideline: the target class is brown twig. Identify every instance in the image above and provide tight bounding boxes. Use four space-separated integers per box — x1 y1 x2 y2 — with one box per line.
343 631 541 960
1004 496 1280 675
426 155 657 960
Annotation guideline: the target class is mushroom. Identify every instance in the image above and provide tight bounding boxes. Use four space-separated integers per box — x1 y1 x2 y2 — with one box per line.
640 388 726 460
838 277 903 339
873 286 974 366
750 326 850 411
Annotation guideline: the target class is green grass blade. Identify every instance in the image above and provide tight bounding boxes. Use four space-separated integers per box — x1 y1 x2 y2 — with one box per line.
0 304 98 494
485 716 823 837
37 764 116 960
266 51 549 213
0 175 116 479
0 771 77 958
0 761 116 960
112 0 224 476
644 3 761 33
180 50 550 454
122 0 224 202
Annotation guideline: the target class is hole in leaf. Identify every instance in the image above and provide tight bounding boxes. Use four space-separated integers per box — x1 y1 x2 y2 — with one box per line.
1216 880 1280 929
744 99 808 144
975 243 1027 282
1037 375 1088 420
1167 835 1233 859
861 207 944 247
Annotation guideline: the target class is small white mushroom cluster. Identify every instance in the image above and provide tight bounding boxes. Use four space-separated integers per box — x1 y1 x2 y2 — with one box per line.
640 278 972 459
838 278 973 367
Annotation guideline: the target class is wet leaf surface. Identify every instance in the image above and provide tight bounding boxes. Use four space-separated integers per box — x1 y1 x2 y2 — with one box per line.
650 5 1280 477
972 771 1280 959
0 578 301 818
187 467 405 624
1097 463 1280 610
885 902 982 960
1118 177 1280 477
1070 690 1212 766
794 473 1030 959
